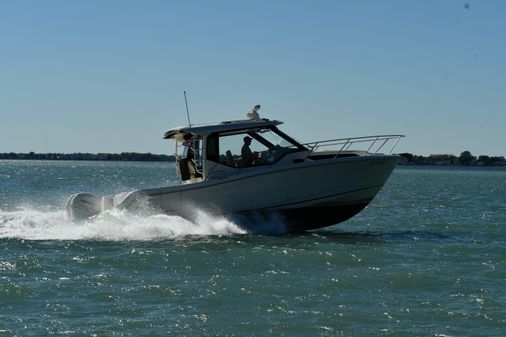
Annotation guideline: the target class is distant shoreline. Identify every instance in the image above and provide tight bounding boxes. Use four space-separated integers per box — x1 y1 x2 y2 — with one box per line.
1 151 505 167
0 152 175 162
398 152 506 167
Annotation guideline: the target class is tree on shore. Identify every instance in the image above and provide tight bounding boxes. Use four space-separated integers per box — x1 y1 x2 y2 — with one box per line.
458 151 476 165
398 151 505 166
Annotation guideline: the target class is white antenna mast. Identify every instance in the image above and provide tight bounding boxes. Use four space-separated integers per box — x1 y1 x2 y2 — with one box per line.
184 91 192 127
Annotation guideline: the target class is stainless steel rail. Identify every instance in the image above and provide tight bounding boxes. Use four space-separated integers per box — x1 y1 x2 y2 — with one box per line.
304 135 405 155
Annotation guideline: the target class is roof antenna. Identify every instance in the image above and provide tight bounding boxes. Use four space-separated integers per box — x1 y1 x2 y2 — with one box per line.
184 91 192 127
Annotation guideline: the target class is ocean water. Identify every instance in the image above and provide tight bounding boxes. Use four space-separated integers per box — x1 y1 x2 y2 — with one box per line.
1 160 505 336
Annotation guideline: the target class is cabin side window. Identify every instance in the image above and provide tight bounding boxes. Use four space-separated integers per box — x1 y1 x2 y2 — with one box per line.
222 133 271 167
215 131 271 167
207 127 306 168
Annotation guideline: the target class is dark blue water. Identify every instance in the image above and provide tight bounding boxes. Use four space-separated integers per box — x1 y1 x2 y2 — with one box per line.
1 161 505 336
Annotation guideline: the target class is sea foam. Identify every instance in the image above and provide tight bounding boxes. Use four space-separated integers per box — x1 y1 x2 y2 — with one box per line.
0 207 246 241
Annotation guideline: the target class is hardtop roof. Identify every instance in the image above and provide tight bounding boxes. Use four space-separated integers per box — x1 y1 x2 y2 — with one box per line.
163 118 283 140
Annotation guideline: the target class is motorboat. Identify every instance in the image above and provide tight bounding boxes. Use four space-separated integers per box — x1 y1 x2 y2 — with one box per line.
66 117 404 232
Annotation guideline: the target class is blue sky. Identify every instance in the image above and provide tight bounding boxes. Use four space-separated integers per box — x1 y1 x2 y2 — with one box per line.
1 0 505 156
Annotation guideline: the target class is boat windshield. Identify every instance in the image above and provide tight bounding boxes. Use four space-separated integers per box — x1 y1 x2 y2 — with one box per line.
213 126 306 168
256 128 299 149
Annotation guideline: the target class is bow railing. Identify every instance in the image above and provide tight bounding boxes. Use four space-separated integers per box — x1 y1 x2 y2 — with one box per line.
303 135 405 155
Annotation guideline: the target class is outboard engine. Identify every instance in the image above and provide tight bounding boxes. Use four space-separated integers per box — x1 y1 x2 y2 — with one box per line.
66 193 102 221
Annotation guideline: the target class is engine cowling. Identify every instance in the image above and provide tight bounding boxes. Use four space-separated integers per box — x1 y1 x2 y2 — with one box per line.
66 193 102 221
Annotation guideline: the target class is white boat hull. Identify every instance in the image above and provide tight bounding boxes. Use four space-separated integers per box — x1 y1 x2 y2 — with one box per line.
66 117 403 232
66 155 399 231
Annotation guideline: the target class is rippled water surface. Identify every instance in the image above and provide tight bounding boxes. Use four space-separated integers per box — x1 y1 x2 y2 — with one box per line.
1 160 505 336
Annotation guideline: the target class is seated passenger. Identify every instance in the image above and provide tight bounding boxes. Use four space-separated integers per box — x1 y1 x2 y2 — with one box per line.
225 150 234 166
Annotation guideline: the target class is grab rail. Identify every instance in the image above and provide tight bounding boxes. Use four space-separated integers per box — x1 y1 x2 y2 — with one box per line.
303 135 405 155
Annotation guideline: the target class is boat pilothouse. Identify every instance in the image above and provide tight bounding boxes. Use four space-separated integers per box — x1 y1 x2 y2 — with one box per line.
67 116 404 232
170 119 309 184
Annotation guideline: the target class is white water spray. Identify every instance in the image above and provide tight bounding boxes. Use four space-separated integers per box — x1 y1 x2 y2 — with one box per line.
0 207 246 241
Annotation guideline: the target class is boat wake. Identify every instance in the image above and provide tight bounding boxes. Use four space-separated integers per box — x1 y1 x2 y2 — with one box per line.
0 206 247 241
